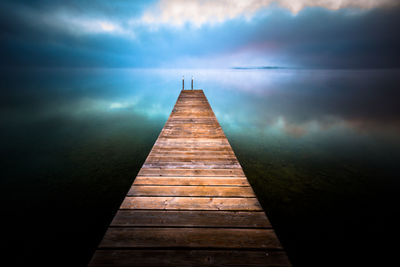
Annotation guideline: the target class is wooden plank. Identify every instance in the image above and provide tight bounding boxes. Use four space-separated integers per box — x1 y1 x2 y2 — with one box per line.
137 168 245 176
146 155 237 159
143 161 240 166
128 185 255 197
164 121 218 125
161 131 223 134
165 119 217 123
111 210 271 228
155 138 229 143
133 177 250 186
150 148 234 153
141 164 241 169
99 228 282 249
153 141 230 145
161 130 224 133
161 132 224 136
161 130 223 133
150 147 234 152
90 250 291 267
142 163 242 169
145 156 238 162
120 197 262 210
159 135 227 139
160 133 225 137
148 153 235 157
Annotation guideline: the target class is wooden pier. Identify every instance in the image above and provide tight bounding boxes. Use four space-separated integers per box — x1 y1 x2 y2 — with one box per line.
89 90 290 266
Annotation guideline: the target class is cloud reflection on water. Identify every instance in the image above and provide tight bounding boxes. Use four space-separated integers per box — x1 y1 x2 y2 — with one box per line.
182 68 400 139
1 68 399 142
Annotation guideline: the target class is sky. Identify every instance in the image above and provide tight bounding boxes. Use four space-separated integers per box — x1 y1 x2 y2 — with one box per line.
1 0 400 69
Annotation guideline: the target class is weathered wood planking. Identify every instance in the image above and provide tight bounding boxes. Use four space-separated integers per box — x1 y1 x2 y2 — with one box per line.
89 90 291 266
99 228 281 249
120 196 262 210
111 210 271 228
133 177 250 186
138 168 245 176
127 185 255 197
90 250 290 267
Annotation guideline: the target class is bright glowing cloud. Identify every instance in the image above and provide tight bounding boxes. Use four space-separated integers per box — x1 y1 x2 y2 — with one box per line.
54 14 134 37
109 102 134 109
28 8 135 38
140 0 398 27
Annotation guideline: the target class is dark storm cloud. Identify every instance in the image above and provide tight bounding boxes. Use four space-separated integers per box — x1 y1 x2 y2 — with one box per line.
0 0 399 68
247 7 400 68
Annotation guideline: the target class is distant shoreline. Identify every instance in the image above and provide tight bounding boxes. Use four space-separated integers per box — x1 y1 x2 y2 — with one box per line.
232 66 289 70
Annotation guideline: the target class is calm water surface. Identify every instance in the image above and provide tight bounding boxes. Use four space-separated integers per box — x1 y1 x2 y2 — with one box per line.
1 68 399 266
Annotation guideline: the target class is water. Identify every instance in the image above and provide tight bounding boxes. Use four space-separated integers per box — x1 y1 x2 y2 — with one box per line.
1 68 399 266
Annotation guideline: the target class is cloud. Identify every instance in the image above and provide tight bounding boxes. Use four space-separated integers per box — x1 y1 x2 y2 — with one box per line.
277 0 397 13
140 0 398 28
54 14 132 36
1 0 399 69
0 2 135 38
42 10 135 38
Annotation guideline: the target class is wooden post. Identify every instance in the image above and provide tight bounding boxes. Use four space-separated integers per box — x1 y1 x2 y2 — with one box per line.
191 76 194 90
182 76 184 90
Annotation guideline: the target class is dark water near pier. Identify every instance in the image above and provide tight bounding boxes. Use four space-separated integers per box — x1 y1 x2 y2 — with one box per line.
1 68 399 266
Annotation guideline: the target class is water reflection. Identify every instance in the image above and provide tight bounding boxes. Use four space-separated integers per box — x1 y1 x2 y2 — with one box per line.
3 68 399 139
1 68 399 266
193 69 400 139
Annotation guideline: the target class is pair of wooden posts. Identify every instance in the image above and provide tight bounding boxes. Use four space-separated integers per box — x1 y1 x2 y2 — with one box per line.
182 76 194 90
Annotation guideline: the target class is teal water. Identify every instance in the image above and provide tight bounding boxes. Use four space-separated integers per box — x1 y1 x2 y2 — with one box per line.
1 68 399 266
